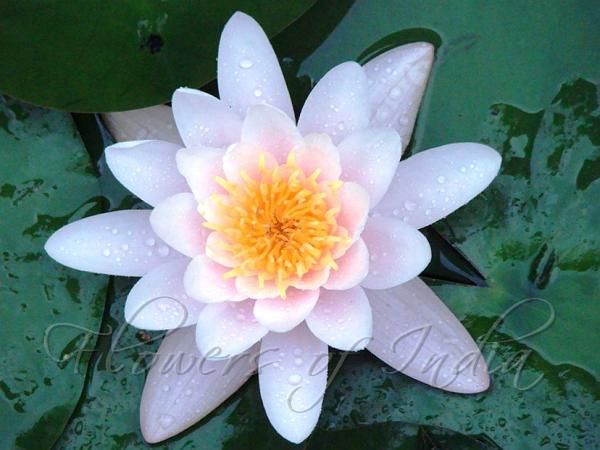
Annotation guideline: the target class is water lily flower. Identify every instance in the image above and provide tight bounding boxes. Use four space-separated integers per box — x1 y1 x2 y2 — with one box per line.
45 12 500 444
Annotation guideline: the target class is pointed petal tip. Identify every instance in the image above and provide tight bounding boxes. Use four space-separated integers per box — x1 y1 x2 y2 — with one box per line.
140 327 257 444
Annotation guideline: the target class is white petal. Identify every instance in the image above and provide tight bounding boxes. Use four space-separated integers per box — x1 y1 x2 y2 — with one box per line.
205 232 237 267
196 300 268 358
218 12 294 119
289 267 331 291
45 210 181 276
140 326 256 443
240 104 303 163
338 128 402 207
105 140 188 207
306 286 372 351
295 133 341 181
360 216 431 289
150 193 207 258
183 254 244 303
253 289 320 332
374 143 501 229
102 105 183 145
259 323 328 443
172 88 243 148
337 182 370 242
124 259 203 330
324 239 369 290
222 142 278 184
175 146 225 203
366 278 489 393
298 62 370 144
235 275 280 300
364 43 434 149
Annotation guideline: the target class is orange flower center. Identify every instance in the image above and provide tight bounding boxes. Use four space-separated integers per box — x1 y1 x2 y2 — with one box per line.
203 152 348 297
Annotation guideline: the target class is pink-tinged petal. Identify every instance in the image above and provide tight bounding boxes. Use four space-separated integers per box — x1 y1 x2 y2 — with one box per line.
325 239 369 290
184 255 244 303
298 62 370 144
196 300 268 358
235 276 280 300
222 142 277 184
102 105 183 145
253 289 320 332
290 267 331 291
172 88 243 148
175 146 225 203
374 143 501 229
295 133 341 181
338 128 402 208
218 12 294 119
45 210 181 277
306 286 372 350
125 259 202 330
366 278 489 393
337 182 370 242
360 216 431 289
259 323 328 444
364 43 434 149
205 232 237 268
140 327 256 443
240 104 303 163
105 140 188 207
150 193 207 258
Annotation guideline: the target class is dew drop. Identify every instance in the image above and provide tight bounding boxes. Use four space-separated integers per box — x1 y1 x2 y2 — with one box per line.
239 58 253 69
121 244 129 251
437 175 446 184
145 237 156 247
288 374 302 385
253 88 263 97
162 385 170 392
158 414 174 429
294 357 303 366
158 245 170 257
460 166 467 173
392 208 400 216
102 249 111 257
404 200 416 211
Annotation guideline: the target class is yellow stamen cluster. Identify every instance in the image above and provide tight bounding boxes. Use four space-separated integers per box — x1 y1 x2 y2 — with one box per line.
203 152 348 297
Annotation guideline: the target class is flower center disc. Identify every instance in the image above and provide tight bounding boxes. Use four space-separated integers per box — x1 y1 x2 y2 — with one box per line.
204 152 347 297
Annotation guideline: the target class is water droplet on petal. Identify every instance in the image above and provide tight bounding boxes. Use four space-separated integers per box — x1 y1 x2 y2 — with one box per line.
404 200 416 211
158 414 174 429
253 88 263 97
437 175 446 184
158 245 170 257
288 374 302 385
239 58 253 69
103 249 111 257
145 238 156 247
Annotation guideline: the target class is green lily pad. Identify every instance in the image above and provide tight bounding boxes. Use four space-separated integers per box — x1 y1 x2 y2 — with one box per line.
0 97 108 449
0 1 315 112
